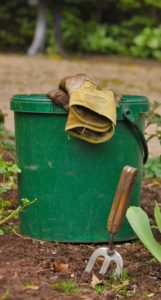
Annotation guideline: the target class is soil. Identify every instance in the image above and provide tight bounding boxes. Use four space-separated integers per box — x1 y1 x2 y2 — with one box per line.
0 179 161 300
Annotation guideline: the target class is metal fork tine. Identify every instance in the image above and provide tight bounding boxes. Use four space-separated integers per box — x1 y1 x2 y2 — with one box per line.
85 247 107 273
114 253 123 277
99 250 123 277
99 258 110 274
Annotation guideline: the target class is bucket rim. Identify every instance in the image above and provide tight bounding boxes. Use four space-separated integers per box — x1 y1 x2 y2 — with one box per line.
10 93 149 115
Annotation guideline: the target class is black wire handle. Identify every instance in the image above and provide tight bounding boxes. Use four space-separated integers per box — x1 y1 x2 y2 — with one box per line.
123 110 149 164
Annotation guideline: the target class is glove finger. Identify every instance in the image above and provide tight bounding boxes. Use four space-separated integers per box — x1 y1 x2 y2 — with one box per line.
48 89 69 111
59 73 96 93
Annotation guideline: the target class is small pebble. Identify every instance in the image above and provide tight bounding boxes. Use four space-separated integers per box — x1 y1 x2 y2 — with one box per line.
49 275 58 281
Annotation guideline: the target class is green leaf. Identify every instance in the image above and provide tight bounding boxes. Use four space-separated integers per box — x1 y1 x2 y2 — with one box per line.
8 164 21 174
126 207 161 263
0 228 5 235
21 198 30 206
154 202 161 233
143 156 161 178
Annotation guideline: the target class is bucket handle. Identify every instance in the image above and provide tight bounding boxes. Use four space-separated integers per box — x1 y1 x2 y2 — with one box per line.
123 109 148 164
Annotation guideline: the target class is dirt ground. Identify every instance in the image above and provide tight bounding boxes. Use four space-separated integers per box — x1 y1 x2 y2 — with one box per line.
0 179 161 300
0 54 161 156
0 54 161 299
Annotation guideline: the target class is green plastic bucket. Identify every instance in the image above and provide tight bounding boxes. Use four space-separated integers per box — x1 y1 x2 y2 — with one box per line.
10 94 149 242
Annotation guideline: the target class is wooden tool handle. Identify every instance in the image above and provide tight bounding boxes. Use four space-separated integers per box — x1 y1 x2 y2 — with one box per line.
107 166 138 234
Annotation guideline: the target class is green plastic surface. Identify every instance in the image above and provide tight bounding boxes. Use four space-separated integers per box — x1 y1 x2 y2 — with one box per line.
10 94 149 242
11 94 148 120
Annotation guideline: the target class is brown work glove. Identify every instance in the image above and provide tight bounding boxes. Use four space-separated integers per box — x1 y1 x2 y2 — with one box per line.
48 74 91 110
48 74 119 143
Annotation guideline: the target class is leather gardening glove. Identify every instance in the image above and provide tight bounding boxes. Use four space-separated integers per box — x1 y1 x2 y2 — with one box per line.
48 74 118 143
48 74 88 111
48 89 69 111
61 74 117 143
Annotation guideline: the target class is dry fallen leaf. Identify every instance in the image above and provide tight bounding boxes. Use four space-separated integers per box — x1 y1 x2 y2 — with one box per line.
26 285 39 290
122 279 129 286
52 261 69 273
90 273 102 288
112 279 129 291
24 281 39 290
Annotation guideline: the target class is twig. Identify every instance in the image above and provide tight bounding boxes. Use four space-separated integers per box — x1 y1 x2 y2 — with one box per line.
12 228 31 240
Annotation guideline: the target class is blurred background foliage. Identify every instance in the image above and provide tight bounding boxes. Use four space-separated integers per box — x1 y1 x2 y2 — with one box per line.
1 0 161 59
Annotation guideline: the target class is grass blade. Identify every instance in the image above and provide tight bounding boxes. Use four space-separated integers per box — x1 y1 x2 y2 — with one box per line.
154 202 161 233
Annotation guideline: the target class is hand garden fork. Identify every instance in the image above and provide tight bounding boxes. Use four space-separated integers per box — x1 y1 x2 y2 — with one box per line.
85 166 138 277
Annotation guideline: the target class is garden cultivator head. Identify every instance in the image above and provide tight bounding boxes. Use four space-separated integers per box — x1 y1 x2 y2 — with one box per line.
85 166 138 277
85 247 123 277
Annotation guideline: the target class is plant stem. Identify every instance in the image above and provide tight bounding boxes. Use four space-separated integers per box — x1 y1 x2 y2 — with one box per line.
0 199 36 225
